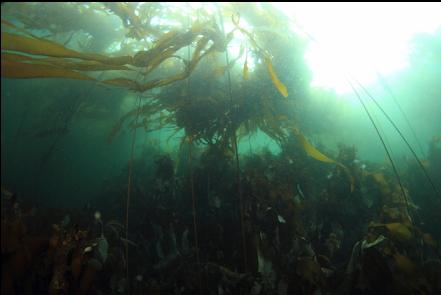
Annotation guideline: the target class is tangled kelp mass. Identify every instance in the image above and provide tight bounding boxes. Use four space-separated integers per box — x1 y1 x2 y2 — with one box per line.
1 2 441 295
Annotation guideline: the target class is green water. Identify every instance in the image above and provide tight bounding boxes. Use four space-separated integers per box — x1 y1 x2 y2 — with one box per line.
1 3 441 294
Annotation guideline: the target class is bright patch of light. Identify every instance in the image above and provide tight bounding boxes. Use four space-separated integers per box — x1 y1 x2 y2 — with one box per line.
105 41 121 54
169 2 217 21
226 17 257 71
274 2 441 94
187 2 204 10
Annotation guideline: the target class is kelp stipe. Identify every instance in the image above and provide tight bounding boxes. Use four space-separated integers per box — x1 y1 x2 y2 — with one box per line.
354 79 441 201
285 13 441 202
346 77 411 218
376 71 425 157
215 3 248 272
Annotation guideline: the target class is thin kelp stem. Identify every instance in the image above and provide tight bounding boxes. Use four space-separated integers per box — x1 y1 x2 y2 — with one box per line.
188 137 202 294
354 79 441 200
376 71 426 158
36 73 105 204
125 94 141 295
40 72 105 168
125 69 145 294
215 4 248 272
13 104 29 148
346 78 411 217
286 13 440 201
186 10 202 293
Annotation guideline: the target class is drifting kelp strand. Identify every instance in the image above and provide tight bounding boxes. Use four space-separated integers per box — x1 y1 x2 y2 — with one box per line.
1 31 104 61
290 126 355 192
243 49 249 79
265 57 288 97
1 59 95 80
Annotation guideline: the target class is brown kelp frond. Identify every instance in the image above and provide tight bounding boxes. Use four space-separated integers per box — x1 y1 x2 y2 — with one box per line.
1 19 229 91
1 31 108 61
107 101 160 144
242 48 249 79
211 44 245 77
1 59 96 80
3 3 307 153
231 13 289 97
288 126 355 192
265 56 288 97
1 53 132 71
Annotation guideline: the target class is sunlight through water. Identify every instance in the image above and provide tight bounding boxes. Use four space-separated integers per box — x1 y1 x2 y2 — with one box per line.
273 2 441 94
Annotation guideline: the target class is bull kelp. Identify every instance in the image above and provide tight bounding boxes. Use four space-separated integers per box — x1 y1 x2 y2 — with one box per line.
2 2 441 295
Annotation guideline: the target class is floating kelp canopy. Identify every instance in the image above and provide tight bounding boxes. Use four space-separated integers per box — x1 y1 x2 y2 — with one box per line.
1 2 352 187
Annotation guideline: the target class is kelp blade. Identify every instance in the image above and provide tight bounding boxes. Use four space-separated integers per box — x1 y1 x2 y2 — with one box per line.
1 32 102 60
1 32 132 66
102 78 141 91
2 53 132 71
1 59 95 81
385 222 412 240
293 128 335 164
243 50 249 79
265 57 288 97
291 127 354 192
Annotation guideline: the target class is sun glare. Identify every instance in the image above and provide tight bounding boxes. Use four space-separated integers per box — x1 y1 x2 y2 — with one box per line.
273 2 441 94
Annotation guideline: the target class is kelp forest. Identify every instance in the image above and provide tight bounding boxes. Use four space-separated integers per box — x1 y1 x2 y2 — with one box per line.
1 2 441 295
